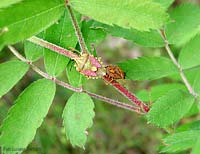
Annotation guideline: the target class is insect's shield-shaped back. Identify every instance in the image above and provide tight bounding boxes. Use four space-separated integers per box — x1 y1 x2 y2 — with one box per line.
74 53 106 78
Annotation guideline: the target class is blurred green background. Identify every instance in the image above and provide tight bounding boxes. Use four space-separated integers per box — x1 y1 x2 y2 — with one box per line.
0 0 199 154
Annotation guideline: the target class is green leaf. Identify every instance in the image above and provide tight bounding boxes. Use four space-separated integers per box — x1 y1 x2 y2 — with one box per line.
82 20 106 52
24 40 44 61
62 93 95 148
44 9 79 76
0 0 65 48
154 0 174 9
66 61 87 87
118 57 178 80
0 0 23 8
192 136 200 154
91 22 165 47
179 34 200 69
161 130 200 153
0 60 29 98
24 33 45 61
176 120 200 133
166 4 200 46
0 79 56 154
70 0 168 31
185 68 200 95
147 89 194 128
136 83 186 102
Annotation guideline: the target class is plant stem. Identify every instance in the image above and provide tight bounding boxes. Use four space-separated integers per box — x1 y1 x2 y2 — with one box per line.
8 46 143 114
159 30 198 98
28 36 79 59
103 76 150 112
66 5 89 54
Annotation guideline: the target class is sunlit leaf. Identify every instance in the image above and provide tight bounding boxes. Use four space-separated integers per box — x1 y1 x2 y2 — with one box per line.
70 0 168 31
0 0 23 8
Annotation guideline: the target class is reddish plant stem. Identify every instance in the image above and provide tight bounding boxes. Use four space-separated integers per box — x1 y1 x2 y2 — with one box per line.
84 90 142 114
103 76 150 113
8 45 143 114
28 36 79 59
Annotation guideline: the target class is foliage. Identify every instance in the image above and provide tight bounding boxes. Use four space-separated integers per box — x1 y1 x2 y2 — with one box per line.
62 93 95 148
0 79 55 154
0 0 200 153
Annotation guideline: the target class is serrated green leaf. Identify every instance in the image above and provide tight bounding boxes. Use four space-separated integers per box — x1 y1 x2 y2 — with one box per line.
166 4 200 46
136 83 186 102
147 90 194 128
0 60 29 98
0 0 23 8
176 120 200 133
154 0 174 9
91 22 165 47
70 0 168 31
62 93 95 148
179 34 200 69
192 136 200 154
161 130 200 153
44 9 79 76
66 61 87 87
82 20 106 53
118 57 178 80
0 79 56 154
0 0 65 48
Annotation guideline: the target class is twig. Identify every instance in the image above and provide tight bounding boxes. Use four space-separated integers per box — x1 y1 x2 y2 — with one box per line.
8 45 143 114
66 5 89 54
28 36 79 59
103 76 150 113
159 30 198 98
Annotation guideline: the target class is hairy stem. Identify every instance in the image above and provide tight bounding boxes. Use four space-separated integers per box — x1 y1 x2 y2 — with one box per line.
103 76 150 112
28 36 79 59
66 5 89 54
8 46 142 114
159 30 198 98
